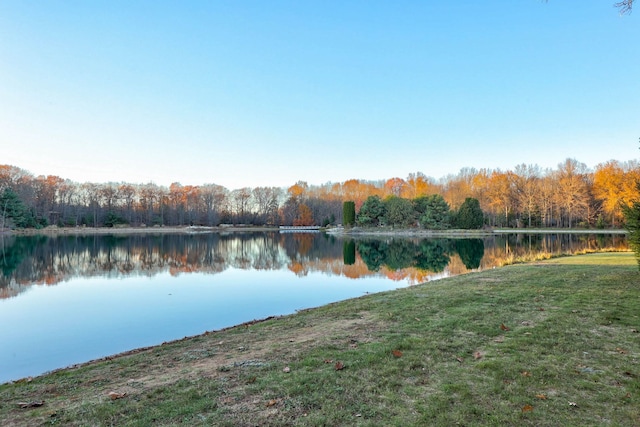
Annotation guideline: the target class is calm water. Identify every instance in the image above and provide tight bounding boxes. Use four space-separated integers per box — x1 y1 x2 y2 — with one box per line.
0 231 627 383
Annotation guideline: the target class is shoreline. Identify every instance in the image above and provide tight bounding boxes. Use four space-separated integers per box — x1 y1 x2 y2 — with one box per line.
5 225 628 237
7 225 280 235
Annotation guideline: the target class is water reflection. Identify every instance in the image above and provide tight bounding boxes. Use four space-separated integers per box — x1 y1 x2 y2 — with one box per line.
0 232 628 299
0 231 629 383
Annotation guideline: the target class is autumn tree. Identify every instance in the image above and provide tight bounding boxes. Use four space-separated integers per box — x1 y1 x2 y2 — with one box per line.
556 159 590 228
593 160 640 227
0 165 31 192
168 183 202 225
293 203 314 226
281 182 306 226
403 172 435 199
441 169 474 211
384 177 406 198
341 179 374 210
32 175 66 224
486 170 516 227
288 181 308 201
513 164 541 228
469 168 491 211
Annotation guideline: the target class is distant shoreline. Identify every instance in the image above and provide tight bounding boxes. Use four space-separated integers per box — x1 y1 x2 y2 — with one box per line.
8 225 280 235
5 225 628 236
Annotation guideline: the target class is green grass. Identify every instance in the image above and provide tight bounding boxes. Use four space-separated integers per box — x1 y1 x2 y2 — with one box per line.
1 252 638 426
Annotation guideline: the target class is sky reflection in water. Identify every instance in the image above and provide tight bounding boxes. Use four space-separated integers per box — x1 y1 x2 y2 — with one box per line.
1 264 398 383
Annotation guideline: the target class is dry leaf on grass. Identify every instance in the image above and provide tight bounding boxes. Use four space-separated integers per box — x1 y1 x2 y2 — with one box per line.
521 404 534 412
335 361 345 371
535 394 547 400
392 350 403 358
500 323 510 331
108 391 127 400
282 367 291 373
473 351 484 360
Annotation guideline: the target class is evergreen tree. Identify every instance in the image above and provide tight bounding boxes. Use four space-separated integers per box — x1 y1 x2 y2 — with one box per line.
0 188 37 229
622 182 640 268
456 197 484 229
415 194 451 229
384 196 415 228
342 201 356 227
357 195 385 226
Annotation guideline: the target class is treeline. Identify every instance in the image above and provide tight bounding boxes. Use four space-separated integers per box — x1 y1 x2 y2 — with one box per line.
1 158 638 229
345 194 483 230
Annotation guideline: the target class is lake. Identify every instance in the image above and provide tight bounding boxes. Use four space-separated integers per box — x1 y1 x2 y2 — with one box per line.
0 231 628 383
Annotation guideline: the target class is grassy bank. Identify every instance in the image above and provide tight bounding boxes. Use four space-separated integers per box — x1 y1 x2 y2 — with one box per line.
1 253 638 426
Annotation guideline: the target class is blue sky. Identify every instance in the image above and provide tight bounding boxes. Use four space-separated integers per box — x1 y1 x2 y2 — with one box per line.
1 1 638 189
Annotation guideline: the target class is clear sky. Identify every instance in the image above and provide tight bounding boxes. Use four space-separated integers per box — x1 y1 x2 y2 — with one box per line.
1 1 638 190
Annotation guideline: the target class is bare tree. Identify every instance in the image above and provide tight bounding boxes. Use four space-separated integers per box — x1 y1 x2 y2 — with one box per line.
200 184 227 226
231 188 252 224
545 1 632 14
252 187 282 225
615 0 633 14
118 184 136 224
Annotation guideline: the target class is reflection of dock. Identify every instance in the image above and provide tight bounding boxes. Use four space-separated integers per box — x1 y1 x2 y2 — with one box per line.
279 226 322 233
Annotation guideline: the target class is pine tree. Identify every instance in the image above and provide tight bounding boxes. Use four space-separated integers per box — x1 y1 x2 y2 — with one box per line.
0 188 35 229
343 201 356 227
622 182 640 268
456 197 484 229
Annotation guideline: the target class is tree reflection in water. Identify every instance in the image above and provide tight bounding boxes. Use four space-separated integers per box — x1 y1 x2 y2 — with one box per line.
0 231 629 298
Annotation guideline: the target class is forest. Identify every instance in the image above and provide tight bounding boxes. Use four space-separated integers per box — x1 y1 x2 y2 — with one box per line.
1 158 639 230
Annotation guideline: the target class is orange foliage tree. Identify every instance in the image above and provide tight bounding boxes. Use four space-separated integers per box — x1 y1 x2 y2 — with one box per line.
293 204 314 226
